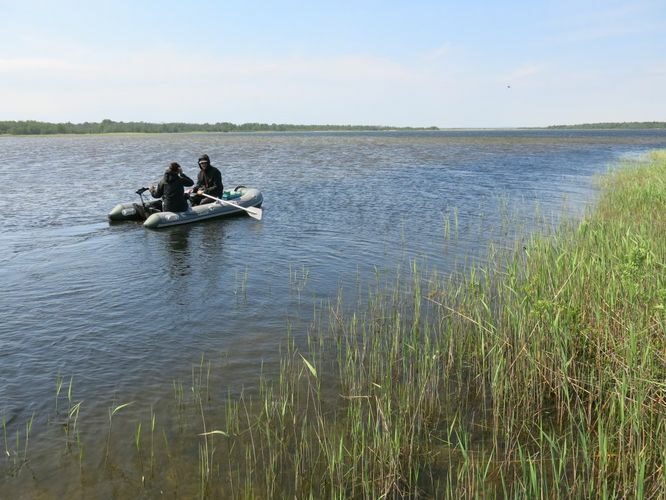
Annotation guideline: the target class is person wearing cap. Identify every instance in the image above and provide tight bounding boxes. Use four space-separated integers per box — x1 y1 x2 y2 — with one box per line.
189 154 223 206
149 162 194 212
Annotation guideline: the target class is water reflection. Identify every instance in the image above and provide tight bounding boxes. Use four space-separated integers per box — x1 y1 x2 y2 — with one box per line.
159 219 229 281
164 226 193 278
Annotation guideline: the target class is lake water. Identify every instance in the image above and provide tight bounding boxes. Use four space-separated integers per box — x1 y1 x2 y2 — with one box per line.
2 129 666 489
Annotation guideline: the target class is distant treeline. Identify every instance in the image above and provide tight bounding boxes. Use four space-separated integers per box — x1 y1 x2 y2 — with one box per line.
0 119 439 135
4 119 663 135
547 121 666 129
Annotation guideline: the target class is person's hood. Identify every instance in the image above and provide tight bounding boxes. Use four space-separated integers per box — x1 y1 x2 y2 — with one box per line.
164 171 179 183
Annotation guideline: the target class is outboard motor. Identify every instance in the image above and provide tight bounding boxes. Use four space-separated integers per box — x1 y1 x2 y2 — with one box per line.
134 187 162 218
108 187 163 221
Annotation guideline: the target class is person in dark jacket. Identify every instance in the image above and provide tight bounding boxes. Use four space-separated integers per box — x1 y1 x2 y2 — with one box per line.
149 162 194 212
190 154 223 206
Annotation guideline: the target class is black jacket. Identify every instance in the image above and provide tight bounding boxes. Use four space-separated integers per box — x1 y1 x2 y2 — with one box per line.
151 171 194 212
194 165 223 197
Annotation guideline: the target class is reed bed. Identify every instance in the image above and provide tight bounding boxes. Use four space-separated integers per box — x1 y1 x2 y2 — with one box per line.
3 151 665 498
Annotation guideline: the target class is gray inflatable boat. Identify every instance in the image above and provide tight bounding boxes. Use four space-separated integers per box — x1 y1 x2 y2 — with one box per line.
108 186 263 229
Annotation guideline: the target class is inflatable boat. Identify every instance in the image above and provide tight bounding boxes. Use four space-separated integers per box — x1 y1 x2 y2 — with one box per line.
108 186 263 229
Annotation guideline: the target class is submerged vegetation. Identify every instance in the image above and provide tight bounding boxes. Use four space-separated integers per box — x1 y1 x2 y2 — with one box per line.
0 119 439 135
2 152 665 497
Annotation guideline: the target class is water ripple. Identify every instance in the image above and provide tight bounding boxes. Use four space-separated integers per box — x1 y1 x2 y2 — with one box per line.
1 130 666 424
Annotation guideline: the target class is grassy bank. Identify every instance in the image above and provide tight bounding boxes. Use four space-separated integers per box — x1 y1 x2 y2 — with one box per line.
3 152 665 497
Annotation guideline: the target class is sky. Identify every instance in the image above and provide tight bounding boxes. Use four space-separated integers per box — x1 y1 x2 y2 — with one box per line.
1 0 665 127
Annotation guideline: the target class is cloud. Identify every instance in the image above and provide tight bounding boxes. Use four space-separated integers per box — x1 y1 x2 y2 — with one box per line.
646 64 666 77
0 48 442 124
0 57 79 72
421 44 455 62
559 2 660 42
0 49 415 88
505 64 546 82
108 51 417 86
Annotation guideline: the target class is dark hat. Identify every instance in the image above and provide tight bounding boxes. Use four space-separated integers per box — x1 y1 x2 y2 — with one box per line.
198 154 210 164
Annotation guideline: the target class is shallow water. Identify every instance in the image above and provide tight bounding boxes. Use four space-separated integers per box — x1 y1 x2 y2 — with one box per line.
1 129 666 489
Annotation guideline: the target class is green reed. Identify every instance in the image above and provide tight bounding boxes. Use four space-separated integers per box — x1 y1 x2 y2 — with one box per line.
105 401 134 464
1 412 34 478
182 150 664 497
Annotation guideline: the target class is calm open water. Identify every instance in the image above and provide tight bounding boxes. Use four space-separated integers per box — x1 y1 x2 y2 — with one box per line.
2 129 666 489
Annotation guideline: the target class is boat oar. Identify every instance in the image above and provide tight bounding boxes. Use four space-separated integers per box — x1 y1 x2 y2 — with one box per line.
200 193 263 220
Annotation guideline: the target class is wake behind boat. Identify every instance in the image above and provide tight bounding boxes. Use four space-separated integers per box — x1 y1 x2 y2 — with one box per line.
108 186 263 229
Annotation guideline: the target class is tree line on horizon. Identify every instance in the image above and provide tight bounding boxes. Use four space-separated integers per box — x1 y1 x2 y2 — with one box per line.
547 121 666 129
1 119 664 135
0 119 439 135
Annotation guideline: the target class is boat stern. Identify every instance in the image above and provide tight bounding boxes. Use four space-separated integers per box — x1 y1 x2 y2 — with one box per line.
108 203 140 221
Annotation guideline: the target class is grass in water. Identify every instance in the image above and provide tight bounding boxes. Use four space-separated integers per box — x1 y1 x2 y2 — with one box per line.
2 151 665 497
